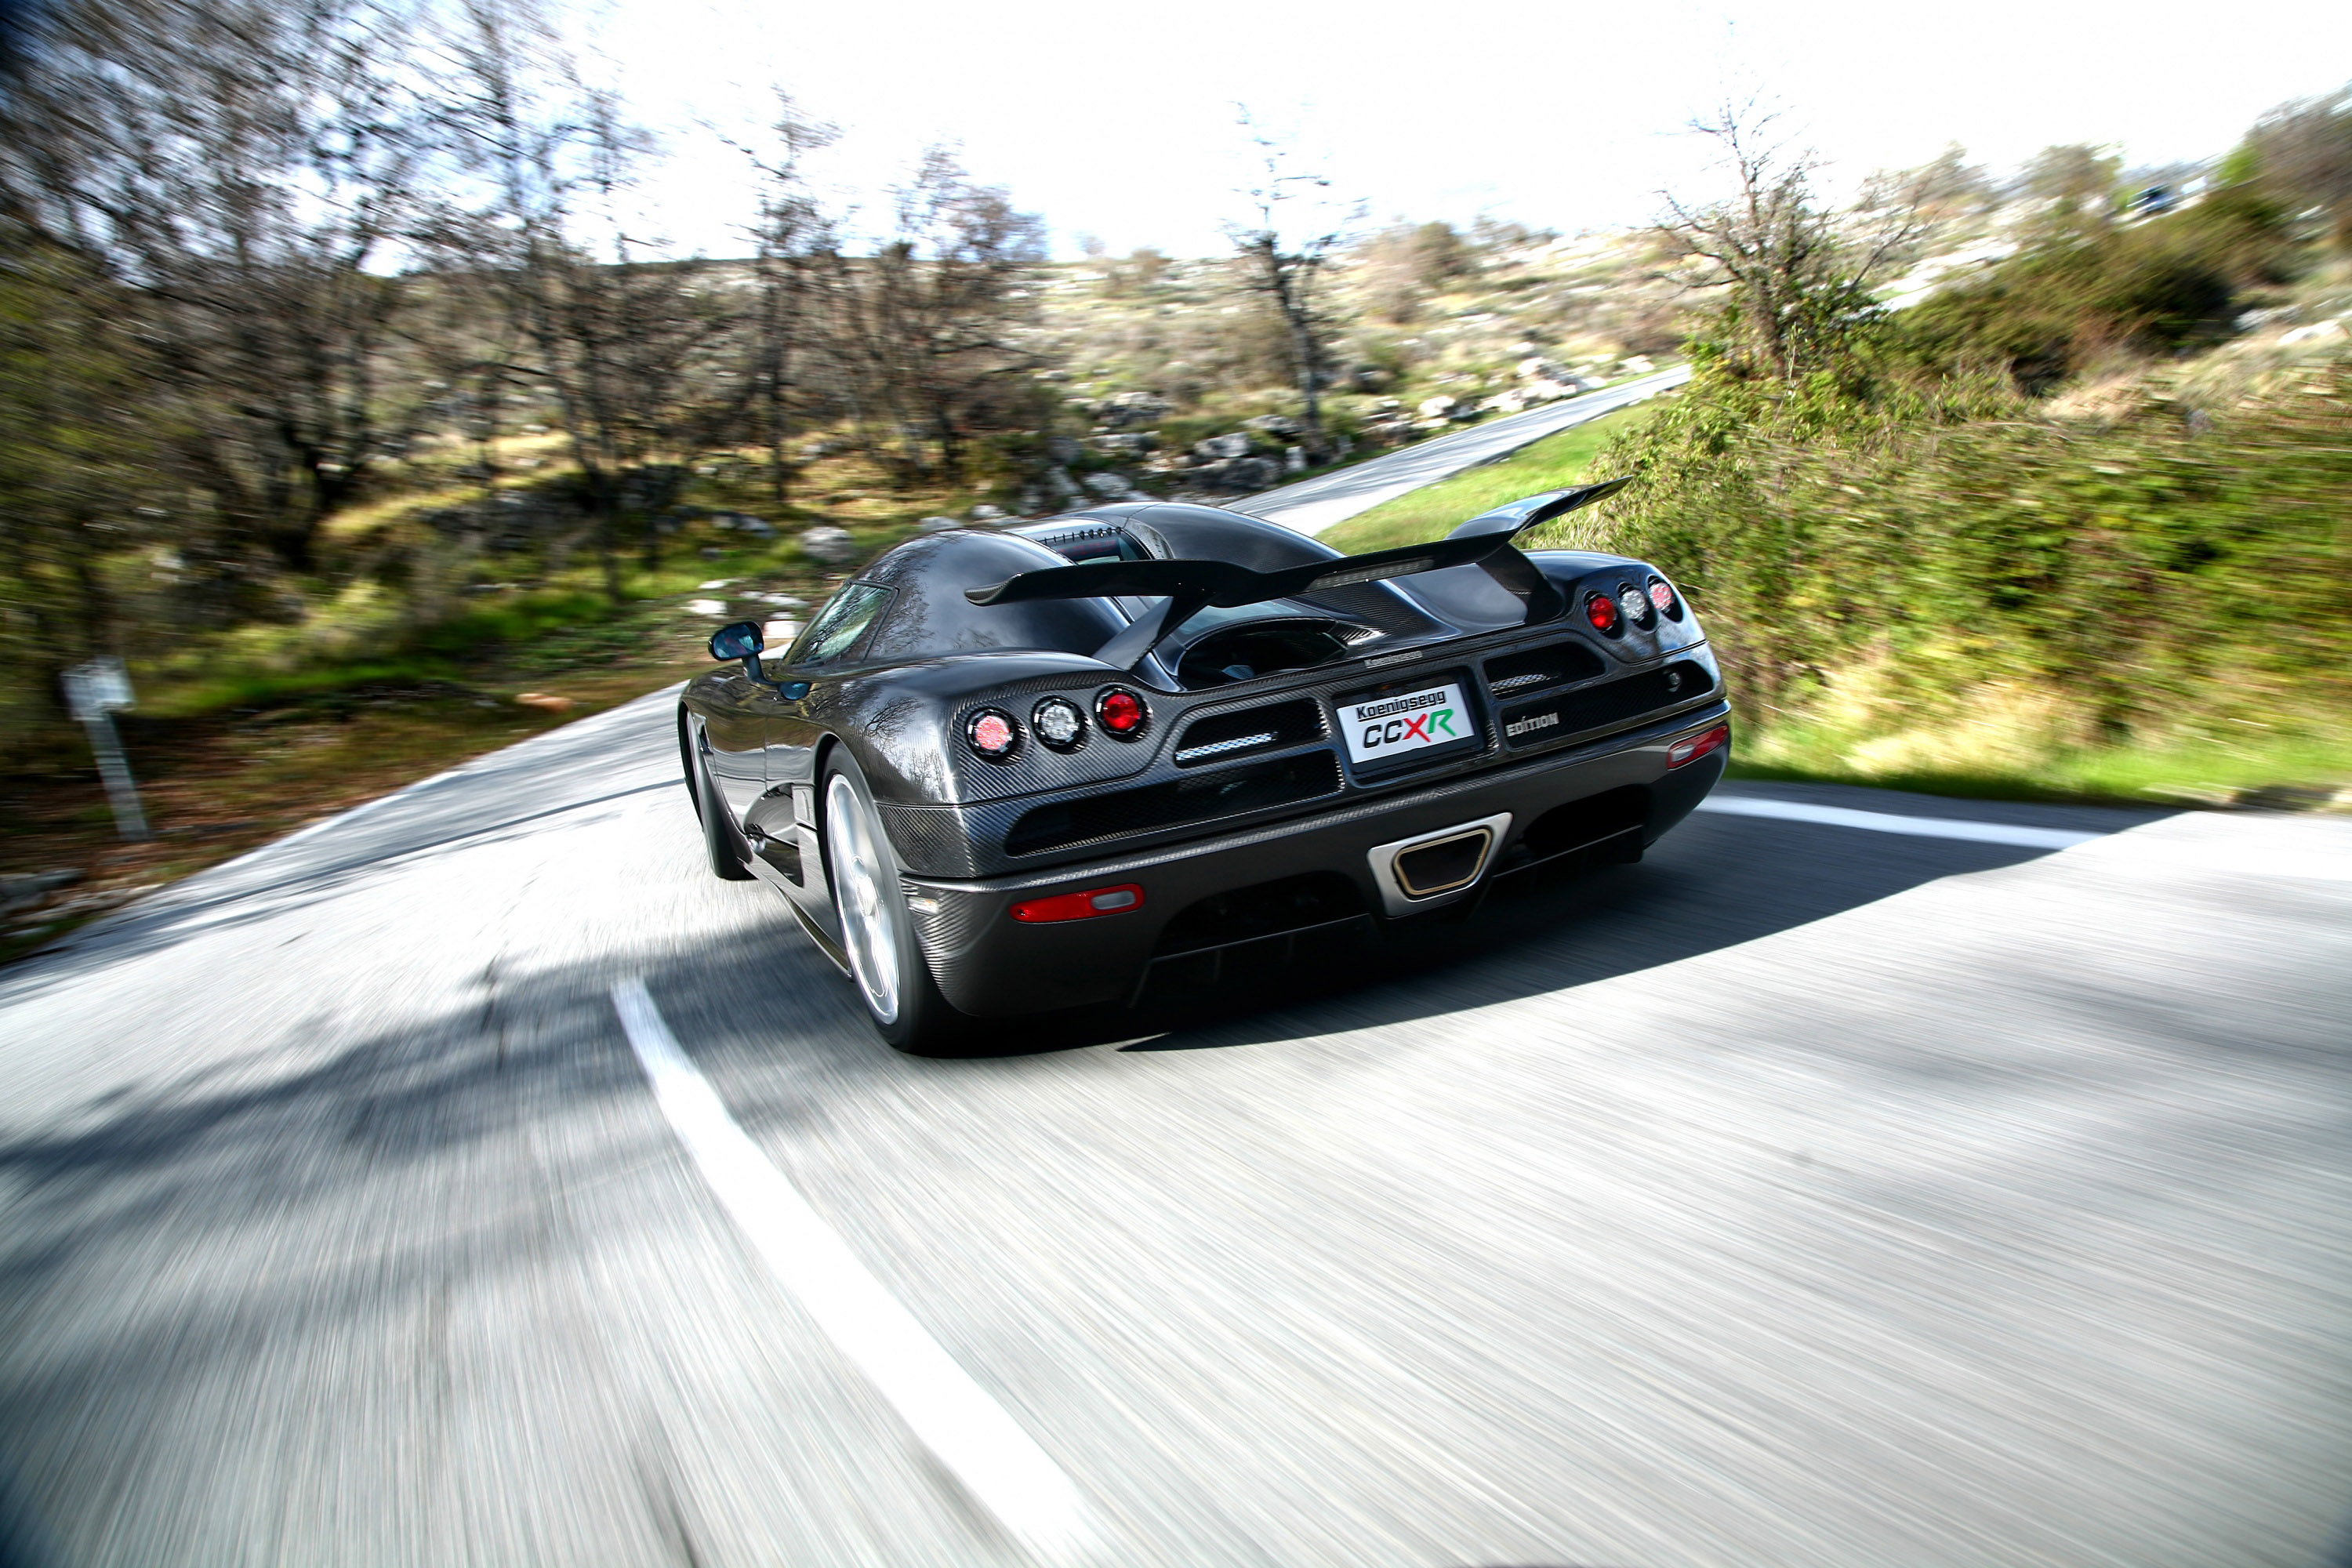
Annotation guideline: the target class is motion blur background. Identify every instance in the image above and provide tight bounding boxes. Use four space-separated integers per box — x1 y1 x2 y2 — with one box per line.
1 3 2350 1564
3 0 2350 936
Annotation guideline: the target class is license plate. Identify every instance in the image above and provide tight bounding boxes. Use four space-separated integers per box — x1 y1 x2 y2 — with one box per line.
1341 682 1475 764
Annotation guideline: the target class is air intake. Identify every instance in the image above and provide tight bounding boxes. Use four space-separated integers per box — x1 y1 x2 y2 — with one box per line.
1172 698 1323 766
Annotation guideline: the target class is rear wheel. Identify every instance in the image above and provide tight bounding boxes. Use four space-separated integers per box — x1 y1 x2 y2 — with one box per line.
820 753 982 1054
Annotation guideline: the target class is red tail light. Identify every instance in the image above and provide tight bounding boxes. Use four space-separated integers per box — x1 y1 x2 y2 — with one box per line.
1011 884 1145 923
1097 688 1147 736
1584 592 1619 633
1668 724 1730 768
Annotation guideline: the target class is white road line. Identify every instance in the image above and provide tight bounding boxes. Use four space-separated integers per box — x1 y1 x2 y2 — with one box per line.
1696 795 2103 850
611 979 1093 1558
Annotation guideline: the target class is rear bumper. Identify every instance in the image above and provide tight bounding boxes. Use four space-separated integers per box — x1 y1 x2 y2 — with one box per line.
903 702 1730 1017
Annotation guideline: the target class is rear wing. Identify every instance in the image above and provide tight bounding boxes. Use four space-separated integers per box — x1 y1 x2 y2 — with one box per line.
967 477 1632 670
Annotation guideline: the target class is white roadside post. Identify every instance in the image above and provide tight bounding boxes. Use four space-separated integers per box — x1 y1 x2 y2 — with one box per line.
61 657 150 842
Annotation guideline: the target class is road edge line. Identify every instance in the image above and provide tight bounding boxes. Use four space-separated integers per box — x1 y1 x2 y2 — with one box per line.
1695 795 2103 850
610 978 1093 1559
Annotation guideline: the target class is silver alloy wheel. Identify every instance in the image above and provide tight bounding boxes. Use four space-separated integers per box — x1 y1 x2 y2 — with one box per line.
824 772 902 1025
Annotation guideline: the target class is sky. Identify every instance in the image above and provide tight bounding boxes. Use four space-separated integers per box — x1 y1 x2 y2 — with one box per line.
573 0 2352 260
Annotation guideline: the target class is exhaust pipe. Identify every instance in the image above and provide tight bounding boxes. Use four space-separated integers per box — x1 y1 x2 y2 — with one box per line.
1365 811 1512 916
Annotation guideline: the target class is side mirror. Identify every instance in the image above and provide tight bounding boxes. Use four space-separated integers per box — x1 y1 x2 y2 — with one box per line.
710 620 764 662
708 619 811 702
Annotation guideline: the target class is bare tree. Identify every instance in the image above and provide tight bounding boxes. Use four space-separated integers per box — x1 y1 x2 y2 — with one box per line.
723 94 839 504
831 147 1046 485
1659 101 1922 383
1226 111 1353 459
431 2 728 597
2244 85 2352 250
0 0 433 575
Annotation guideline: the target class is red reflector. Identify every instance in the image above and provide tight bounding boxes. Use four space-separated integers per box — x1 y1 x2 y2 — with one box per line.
1098 688 1145 734
1668 724 1730 768
1584 592 1618 633
1648 579 1676 613
1011 883 1146 923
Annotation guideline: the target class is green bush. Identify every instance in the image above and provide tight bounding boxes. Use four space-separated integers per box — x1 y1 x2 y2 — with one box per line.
1537 359 2352 753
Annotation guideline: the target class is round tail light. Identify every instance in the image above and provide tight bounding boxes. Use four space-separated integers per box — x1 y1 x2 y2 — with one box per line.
1647 578 1679 616
966 708 1018 760
1032 697 1085 750
1584 592 1619 634
1617 585 1650 626
1097 688 1147 737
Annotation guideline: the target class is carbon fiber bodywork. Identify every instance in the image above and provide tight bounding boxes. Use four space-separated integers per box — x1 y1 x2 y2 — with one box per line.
679 498 1730 1016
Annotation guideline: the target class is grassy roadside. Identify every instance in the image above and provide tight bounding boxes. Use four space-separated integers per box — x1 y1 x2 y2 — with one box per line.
1322 398 2349 812
0 441 995 964
1728 724 2352 811
1319 405 1655 555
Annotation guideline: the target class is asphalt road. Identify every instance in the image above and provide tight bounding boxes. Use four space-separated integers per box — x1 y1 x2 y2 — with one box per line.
1241 365 1693 536
3 684 2349 1567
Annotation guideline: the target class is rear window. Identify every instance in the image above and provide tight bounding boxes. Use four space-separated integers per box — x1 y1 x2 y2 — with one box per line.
788 583 894 665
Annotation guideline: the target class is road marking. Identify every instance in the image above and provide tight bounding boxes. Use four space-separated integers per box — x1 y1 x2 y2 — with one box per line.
611 979 1092 1557
1696 795 2102 850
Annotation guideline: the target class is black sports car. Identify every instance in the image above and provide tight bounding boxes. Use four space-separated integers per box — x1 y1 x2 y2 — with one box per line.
679 483 1730 1052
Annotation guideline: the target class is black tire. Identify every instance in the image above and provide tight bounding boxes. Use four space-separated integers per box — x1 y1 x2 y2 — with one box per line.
687 722 756 882
818 751 983 1055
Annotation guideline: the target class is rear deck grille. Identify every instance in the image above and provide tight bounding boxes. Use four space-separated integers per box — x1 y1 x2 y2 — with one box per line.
1483 640 1606 697
1501 659 1714 746
1004 750 1343 856
1172 698 1324 766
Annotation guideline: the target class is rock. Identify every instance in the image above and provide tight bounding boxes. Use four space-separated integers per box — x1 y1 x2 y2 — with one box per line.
1044 466 1082 503
1082 472 1138 498
1284 446 1307 474
2281 318 2347 345
696 579 737 590
917 515 963 533
1185 455 1283 492
1416 394 1464 421
1193 431 1254 461
514 692 574 713
763 593 811 609
1093 390 1169 429
1243 414 1305 438
1515 357 1576 383
688 598 728 615
1087 432 1159 456
799 437 846 459
969 503 1007 521
1 869 83 914
1347 364 1395 392
762 619 801 647
1523 378 1579 402
1621 354 1656 374
798 525 858 564
713 510 776 538
1046 435 1083 463
1481 390 1530 416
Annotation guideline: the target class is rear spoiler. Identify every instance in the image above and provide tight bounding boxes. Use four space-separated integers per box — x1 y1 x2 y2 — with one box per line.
968 477 1632 670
